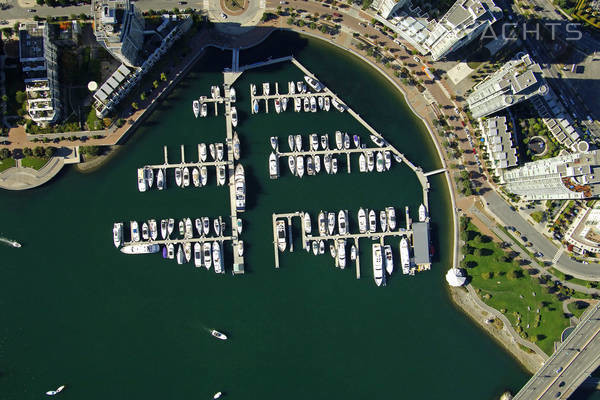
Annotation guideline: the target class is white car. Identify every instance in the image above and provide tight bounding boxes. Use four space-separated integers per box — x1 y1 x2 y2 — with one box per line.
221 13 228 19
413 56 421 63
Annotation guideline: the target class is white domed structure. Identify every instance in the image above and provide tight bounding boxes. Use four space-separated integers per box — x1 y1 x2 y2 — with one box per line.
446 268 467 287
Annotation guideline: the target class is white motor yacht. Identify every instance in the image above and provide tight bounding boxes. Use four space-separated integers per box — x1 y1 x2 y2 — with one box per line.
350 245 357 261
332 98 346 112
194 243 203 267
231 106 238 127
235 164 246 212
46 385 66 396
359 153 367 172
179 220 185 237
263 82 270 95
324 96 330 111
376 152 385 172
303 212 312 235
184 242 192 262
320 134 328 149
282 97 288 111
157 168 165 190
167 218 175 237
269 152 280 179
200 166 208 186
202 217 210 236
314 155 321 174
318 211 327 236
287 155 296 175
177 244 185 264
343 132 350 149
304 75 324 91
200 143 207 162
253 99 259 114
229 87 236 102
113 222 123 248
137 168 147 192
167 243 174 259
121 243 160 255
310 96 317 112
142 222 149 240
306 156 314 176
319 240 325 254
384 151 392 170
213 242 223 273
331 157 338 174
312 240 319 255
419 203 427 222
338 239 346 269
217 165 226 186
201 102 207 117
203 242 212 269
327 212 335 235
318 96 324 110
214 218 221 236
367 151 375 172
270 136 278 151
310 134 319 151
209 143 216 160
195 218 203 236
295 134 302 151
353 134 360 148
324 154 331 174
288 81 295 94
358 208 367 234
216 142 224 161
330 242 336 258
303 97 309 112
296 155 304 178
384 244 394 275
175 167 182 187
211 329 227 340
274 98 281 114
294 97 301 112
372 243 384 286
400 237 411 274
149 219 158 240
183 167 190 187
379 211 387 232
160 219 168 239
276 219 286 252
370 134 385 147
193 100 200 118
335 131 343 150
192 167 200 187
338 210 348 235
185 217 193 239
386 207 397 231
368 209 377 233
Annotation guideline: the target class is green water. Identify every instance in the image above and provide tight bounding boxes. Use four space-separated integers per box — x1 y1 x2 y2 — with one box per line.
2 30 596 399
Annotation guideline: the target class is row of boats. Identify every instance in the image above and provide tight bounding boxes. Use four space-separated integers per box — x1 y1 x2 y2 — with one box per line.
250 76 346 114
191 86 236 118
114 217 239 247
137 135 243 192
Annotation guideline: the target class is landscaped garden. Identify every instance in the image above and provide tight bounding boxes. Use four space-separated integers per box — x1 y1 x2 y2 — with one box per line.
461 216 571 354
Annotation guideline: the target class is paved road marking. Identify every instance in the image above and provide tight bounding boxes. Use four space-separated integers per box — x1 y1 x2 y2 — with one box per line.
553 248 563 264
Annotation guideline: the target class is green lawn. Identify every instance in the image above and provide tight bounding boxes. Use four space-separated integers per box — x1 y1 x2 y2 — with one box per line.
0 158 16 172
21 157 49 170
549 267 597 288
464 222 570 355
567 301 590 319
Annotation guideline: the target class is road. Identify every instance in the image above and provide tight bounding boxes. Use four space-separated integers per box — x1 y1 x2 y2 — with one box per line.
513 301 600 399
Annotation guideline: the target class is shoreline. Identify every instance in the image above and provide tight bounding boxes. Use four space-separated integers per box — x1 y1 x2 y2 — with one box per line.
74 145 123 173
281 28 545 374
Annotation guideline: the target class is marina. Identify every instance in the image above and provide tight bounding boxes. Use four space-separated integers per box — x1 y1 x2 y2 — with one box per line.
271 206 431 285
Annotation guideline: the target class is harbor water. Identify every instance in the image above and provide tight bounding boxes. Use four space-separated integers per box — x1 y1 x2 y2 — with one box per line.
2 30 596 399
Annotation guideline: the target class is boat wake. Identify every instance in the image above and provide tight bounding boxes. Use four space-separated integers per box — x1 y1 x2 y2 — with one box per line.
0 237 21 248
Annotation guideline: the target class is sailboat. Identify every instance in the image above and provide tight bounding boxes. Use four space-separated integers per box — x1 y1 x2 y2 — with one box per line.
157 168 165 190
45 385 66 396
288 135 295 152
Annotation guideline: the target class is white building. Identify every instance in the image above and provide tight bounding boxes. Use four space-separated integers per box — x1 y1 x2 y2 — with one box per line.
502 151 600 200
372 0 409 19
480 116 518 174
92 0 145 67
18 22 61 125
424 0 501 60
466 54 548 119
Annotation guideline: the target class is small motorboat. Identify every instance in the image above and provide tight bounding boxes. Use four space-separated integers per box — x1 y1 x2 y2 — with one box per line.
167 218 175 237
193 100 200 118
237 218 243 234
288 135 295 152
229 87 236 102
167 243 174 259
157 168 164 190
211 329 228 340
141 222 149 240
183 167 190 187
149 219 158 240
384 151 392 170
335 131 343 150
233 132 241 161
288 155 296 175
195 218 203 236
200 166 208 186
238 240 244 257
331 157 338 174
162 246 167 259
319 240 325 254
295 134 302 151
175 167 182 187
45 385 65 396
343 132 350 150
324 154 331 174
270 136 278 150
312 240 319 255
201 102 207 117
318 96 324 110
353 135 360 148
214 392 223 399
200 143 207 162
253 99 259 113
324 96 330 111
192 167 200 187
282 97 288 111
274 98 281 114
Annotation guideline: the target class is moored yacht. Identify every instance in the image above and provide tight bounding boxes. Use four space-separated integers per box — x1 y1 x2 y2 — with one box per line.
270 136 278 150
157 168 165 190
324 96 330 111
145 168 154 189
327 212 335 235
310 96 317 112
304 75 324 91
303 97 309 112
167 243 174 259
202 217 210 236
296 155 304 178
353 134 360 148
303 212 312 235
370 134 385 147
209 143 216 160
276 219 287 252
384 245 394 275
274 98 281 114
400 237 411 275
121 243 160 255
167 218 175 237
231 106 238 127
359 153 367 172
335 131 343 150
337 239 346 269
214 218 221 236
288 155 296 175
142 222 149 240
194 243 203 267
253 99 259 114
376 152 385 172
289 81 295 94
384 151 392 170
318 211 327 236
195 218 203 236
379 210 387 232
200 102 207 117
229 87 236 102
192 167 200 187
367 151 375 172
217 165 226 186
200 143 207 162
149 219 158 240
193 100 200 118
233 132 241 161
314 155 321 174
372 243 384 286
312 240 319 255
386 207 397 231
183 167 190 187
213 242 224 273
184 242 192 262
288 135 295 151
295 134 302 151
235 164 246 212
419 203 427 222
320 134 328 149
179 220 185 237
332 98 346 112
263 82 270 95
318 96 324 110
324 154 331 174
319 240 325 254
310 134 319 151
358 208 367 233
343 132 350 149
306 156 314 176
331 157 338 174
177 244 185 264
294 97 301 112
338 209 348 235
185 217 193 239
200 166 208 186
368 209 377 233
281 97 288 111
269 152 280 179
203 242 212 269
137 168 147 192
113 222 123 248
160 219 168 239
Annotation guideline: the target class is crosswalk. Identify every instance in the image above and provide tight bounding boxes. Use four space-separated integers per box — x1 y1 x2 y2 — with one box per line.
553 248 563 264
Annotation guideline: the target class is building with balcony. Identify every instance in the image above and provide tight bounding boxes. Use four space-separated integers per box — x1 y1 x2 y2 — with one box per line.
479 116 518 174
502 150 600 200
424 0 502 61
466 53 548 118
372 0 410 19
18 22 61 125
92 0 145 67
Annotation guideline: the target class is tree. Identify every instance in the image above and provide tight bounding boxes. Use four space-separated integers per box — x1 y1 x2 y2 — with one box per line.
33 146 44 157
140 93 146 101
36 0 44 4
474 248 483 257
153 80 159 89
15 91 27 105
1 94 7 103
1 27 13 38
160 72 167 82
309 22 316 29
23 147 33 156
45 147 55 158
132 102 139 110
287 17 294 25
481 271 493 279
0 148 11 160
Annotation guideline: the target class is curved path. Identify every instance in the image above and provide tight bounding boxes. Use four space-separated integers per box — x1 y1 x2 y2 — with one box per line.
0 157 64 191
466 285 549 359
